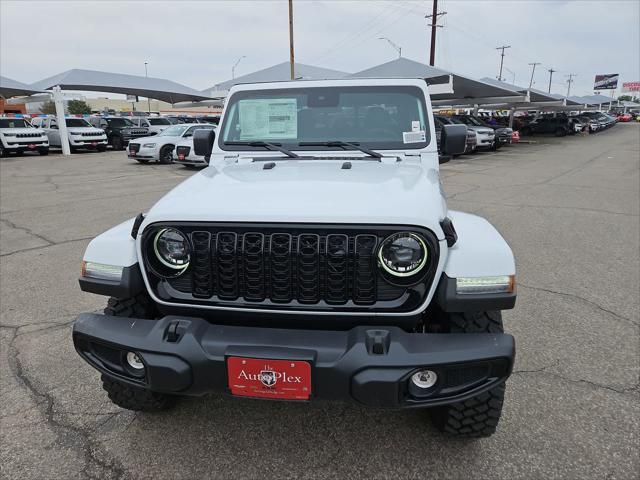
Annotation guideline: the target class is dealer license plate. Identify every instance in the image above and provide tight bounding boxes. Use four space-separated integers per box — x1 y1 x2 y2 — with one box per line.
227 357 311 400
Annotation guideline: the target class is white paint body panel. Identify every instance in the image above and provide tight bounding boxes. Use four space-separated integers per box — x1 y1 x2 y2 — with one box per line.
444 210 516 277
83 218 137 267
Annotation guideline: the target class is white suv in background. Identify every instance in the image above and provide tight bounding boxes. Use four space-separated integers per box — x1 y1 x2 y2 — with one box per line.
172 127 217 168
31 116 108 152
128 116 172 135
0 117 49 157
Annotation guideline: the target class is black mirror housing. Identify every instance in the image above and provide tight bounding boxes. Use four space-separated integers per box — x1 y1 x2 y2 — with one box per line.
441 124 467 156
193 129 215 163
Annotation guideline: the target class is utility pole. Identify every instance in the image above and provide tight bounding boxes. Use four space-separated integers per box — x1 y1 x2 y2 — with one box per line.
288 0 295 80
425 0 446 66
495 45 511 81
528 62 541 88
565 73 577 97
232 56 246 80
547 68 556 93
144 61 150 113
378 37 401 58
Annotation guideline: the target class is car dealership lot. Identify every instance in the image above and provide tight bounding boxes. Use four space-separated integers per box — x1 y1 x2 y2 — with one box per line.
1 125 638 479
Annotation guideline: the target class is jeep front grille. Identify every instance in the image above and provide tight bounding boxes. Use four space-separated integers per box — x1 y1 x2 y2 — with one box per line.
142 224 439 313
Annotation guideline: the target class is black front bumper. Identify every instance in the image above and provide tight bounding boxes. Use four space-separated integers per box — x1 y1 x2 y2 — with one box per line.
73 313 515 408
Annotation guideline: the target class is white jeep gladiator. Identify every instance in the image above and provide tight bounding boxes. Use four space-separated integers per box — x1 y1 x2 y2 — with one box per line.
0 117 49 156
74 78 516 438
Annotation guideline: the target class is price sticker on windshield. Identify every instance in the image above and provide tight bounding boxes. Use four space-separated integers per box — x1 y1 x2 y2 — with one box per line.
238 98 298 140
403 130 426 143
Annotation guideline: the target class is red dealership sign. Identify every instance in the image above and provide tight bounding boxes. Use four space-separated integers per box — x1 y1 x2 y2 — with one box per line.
622 82 640 92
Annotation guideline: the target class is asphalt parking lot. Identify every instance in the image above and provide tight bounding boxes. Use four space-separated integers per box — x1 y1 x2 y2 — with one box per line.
1 125 638 479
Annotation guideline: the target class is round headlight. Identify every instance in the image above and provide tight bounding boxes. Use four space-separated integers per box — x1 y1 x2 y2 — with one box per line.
378 232 428 277
153 228 190 270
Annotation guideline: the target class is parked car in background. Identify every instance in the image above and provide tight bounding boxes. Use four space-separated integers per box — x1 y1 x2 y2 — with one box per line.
162 115 202 125
195 115 221 125
0 116 49 157
88 116 149 150
520 116 572 136
435 116 476 153
31 116 107 152
444 117 494 150
616 113 633 122
173 129 217 168
126 123 216 164
128 116 173 135
452 115 512 149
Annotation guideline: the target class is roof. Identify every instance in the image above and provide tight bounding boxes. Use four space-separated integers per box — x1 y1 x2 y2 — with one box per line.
349 58 524 103
575 94 618 105
479 77 561 103
209 62 349 92
30 69 211 103
0 75 45 98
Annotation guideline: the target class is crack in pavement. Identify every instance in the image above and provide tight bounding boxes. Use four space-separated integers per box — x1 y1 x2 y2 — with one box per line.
518 283 639 327
5 326 127 480
451 198 638 217
0 235 94 257
0 217 56 245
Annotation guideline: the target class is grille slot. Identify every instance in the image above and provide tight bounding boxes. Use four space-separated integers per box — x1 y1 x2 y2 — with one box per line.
191 231 212 297
353 235 378 304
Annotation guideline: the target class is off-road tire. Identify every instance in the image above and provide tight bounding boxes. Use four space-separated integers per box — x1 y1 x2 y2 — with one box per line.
101 374 175 412
429 310 506 438
104 292 158 319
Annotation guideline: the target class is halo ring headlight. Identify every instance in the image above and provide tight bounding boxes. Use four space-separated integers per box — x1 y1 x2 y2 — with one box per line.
378 232 428 277
153 228 190 270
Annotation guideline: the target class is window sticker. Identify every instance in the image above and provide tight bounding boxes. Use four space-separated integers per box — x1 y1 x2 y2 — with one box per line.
403 130 426 143
238 99 298 140
411 120 421 132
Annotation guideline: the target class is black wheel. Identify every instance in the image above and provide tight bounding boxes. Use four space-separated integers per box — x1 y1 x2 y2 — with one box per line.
100 294 175 411
0 145 6 158
429 311 506 438
101 374 176 412
38 148 49 156
111 136 124 150
104 292 158 319
159 145 174 164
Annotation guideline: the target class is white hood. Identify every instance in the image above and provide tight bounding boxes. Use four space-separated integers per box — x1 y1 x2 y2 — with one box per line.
0 127 46 135
142 155 447 239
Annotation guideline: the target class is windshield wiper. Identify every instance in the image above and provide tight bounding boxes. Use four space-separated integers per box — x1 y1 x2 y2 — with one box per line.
225 141 299 158
298 141 382 159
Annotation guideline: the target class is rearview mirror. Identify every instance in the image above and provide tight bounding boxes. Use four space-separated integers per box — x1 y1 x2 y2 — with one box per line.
440 124 466 156
193 128 215 163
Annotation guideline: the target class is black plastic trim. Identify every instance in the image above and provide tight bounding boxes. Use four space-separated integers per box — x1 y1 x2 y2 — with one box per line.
73 312 515 407
131 213 145 239
78 264 145 298
440 217 457 248
435 274 516 312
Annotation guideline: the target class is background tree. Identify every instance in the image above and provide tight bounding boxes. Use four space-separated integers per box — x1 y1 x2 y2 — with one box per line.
67 99 92 115
40 100 57 114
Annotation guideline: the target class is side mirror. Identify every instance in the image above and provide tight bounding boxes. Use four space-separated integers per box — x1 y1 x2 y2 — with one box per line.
440 124 466 156
193 128 215 163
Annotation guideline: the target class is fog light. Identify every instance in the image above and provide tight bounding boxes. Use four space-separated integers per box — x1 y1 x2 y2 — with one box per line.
126 352 144 370
411 369 438 389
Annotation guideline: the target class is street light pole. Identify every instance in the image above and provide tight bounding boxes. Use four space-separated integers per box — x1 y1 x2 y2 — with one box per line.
144 61 151 113
232 56 246 80
378 37 402 58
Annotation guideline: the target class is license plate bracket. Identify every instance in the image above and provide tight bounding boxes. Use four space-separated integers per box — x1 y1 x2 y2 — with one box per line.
227 357 311 400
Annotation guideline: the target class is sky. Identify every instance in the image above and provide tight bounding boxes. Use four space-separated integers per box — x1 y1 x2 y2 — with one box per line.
1 0 639 98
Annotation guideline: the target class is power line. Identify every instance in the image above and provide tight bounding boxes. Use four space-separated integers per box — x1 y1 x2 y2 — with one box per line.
495 45 511 81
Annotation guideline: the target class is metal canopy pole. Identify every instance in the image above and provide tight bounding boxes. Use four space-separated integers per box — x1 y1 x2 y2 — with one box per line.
52 86 71 156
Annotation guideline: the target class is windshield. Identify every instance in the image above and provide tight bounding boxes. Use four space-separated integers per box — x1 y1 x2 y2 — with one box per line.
0 119 31 128
107 118 134 127
158 125 190 136
65 118 91 127
220 86 429 151
148 118 171 126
